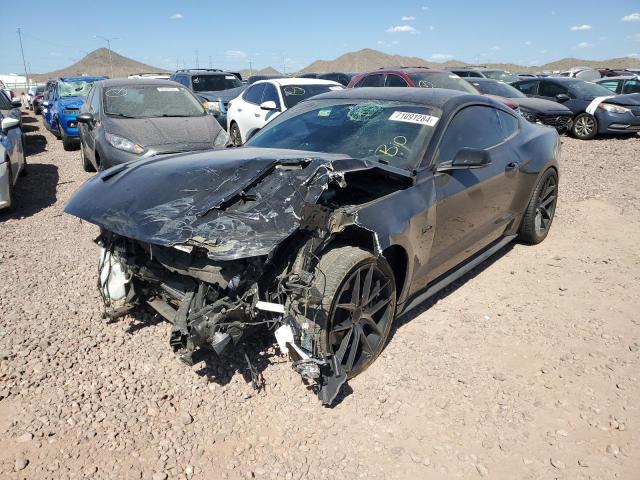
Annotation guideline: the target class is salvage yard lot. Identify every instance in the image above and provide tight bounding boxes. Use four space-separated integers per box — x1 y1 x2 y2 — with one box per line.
1 111 639 479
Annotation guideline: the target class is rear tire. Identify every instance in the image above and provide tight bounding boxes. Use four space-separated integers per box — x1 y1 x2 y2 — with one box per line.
518 168 558 245
311 246 397 379
2 162 14 212
572 113 597 140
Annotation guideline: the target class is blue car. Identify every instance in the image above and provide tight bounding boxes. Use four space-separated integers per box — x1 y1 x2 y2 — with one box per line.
42 76 107 150
512 77 640 140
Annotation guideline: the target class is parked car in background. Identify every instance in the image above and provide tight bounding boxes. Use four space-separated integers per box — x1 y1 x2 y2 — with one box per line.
42 76 107 150
170 69 244 128
448 67 520 83
226 78 343 145
0 80 14 102
128 73 171 80
466 78 573 133
0 90 23 127
348 67 520 111
598 68 634 78
301 72 358 86
27 85 45 110
512 77 640 139
556 67 601 82
65 87 560 405
76 79 227 172
247 74 285 85
596 76 640 95
0 111 26 211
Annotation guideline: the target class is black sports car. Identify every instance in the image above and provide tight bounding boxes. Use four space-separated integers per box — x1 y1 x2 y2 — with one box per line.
65 88 560 405
467 78 573 133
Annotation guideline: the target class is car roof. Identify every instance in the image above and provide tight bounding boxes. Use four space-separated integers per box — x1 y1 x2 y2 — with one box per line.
308 86 476 108
597 76 638 81
374 67 448 75
257 78 342 87
95 78 183 88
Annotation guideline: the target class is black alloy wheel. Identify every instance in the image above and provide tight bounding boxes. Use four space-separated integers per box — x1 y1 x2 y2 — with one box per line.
518 168 558 244
229 123 242 147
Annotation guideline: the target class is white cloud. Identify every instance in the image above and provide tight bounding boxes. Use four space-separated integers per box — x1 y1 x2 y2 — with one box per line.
628 53 640 58
571 24 592 31
524 41 532 46
224 50 247 59
622 13 640 22
386 25 419 34
489 45 501 51
577 42 593 48
540 49 549 54
401 16 416 21
430 53 453 60
170 13 183 20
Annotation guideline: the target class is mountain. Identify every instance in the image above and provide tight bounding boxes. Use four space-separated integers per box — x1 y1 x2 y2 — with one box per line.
298 48 640 74
32 48 168 80
238 66 282 80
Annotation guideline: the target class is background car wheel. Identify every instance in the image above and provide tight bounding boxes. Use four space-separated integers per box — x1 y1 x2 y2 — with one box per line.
2 162 14 212
312 246 397 378
518 168 558 245
229 123 242 147
81 144 95 172
572 113 597 140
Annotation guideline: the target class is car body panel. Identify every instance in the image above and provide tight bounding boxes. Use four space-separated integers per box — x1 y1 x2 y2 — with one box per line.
0 112 26 209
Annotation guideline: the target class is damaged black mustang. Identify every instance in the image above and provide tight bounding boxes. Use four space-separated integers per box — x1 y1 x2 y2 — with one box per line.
65 88 560 405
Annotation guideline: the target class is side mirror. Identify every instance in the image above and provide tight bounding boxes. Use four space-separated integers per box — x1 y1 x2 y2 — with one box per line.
245 127 262 142
260 101 279 111
438 148 491 172
556 93 570 102
1 117 20 133
76 113 94 125
12 100 22 108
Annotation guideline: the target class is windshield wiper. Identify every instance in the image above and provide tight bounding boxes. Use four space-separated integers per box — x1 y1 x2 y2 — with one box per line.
160 114 193 118
108 113 138 118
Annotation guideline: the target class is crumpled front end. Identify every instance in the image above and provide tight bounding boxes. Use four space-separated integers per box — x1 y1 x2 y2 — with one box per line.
66 149 412 405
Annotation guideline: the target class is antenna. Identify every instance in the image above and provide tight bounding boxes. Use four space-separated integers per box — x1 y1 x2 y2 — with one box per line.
17 28 30 88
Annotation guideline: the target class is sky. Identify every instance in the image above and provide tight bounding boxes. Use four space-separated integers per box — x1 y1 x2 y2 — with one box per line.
1 0 639 75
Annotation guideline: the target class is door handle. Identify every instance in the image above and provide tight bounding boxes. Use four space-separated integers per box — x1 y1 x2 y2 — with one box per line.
505 162 519 171
254 113 261 117
238 108 242 112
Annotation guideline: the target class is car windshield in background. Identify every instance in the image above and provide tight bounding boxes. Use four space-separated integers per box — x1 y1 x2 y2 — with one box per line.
247 99 441 170
473 81 525 98
280 84 343 108
407 73 478 94
103 85 206 118
482 71 521 83
568 81 617 98
191 75 242 92
58 80 94 97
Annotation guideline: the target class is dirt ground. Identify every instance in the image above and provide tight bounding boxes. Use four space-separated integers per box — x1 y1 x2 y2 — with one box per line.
1 110 639 480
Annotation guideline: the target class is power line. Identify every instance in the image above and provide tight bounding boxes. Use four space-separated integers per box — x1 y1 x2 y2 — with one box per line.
16 28 30 87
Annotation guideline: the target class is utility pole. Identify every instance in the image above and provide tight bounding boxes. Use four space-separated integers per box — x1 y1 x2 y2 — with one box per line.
195 49 199 69
95 35 119 77
16 28 29 89
248 59 253 76
208 55 212 69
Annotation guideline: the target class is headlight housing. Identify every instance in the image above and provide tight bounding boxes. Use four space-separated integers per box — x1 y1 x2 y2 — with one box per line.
105 133 145 154
204 101 222 114
213 129 229 148
599 103 630 114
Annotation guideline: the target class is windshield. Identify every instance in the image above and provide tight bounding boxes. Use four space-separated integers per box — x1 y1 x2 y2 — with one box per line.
58 80 96 98
103 85 206 118
568 80 615 97
247 99 441 170
191 74 242 92
471 81 525 98
281 84 343 108
483 70 521 83
407 73 478 94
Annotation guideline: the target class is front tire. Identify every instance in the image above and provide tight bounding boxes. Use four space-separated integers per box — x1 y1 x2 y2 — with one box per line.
312 246 397 378
2 162 14 212
80 144 95 172
60 128 74 151
229 122 242 147
518 168 558 244
572 113 597 140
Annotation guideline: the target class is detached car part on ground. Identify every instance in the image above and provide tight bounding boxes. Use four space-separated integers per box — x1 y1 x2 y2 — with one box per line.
65 88 560 405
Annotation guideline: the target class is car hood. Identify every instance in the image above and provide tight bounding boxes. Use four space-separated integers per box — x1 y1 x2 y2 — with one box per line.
58 96 85 110
64 148 409 260
515 97 572 114
196 86 245 102
604 93 640 107
103 115 221 148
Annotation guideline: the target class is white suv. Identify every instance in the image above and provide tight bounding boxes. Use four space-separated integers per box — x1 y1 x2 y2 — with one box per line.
226 78 343 145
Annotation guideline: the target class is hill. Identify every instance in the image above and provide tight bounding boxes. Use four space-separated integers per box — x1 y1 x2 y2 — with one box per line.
298 48 640 74
238 66 282 80
32 48 168 80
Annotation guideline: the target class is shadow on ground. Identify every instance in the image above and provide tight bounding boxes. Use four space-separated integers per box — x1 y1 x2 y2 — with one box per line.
0 163 59 220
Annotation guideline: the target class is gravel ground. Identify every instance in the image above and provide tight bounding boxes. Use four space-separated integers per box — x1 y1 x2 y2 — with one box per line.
1 111 639 480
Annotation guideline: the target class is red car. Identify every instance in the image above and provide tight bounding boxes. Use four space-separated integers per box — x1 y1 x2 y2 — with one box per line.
347 68 519 110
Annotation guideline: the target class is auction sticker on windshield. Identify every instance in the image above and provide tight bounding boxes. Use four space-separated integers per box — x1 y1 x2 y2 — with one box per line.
389 111 439 126
157 87 180 92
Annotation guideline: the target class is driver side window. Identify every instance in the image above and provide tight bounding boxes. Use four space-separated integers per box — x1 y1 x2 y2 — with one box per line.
437 106 511 164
